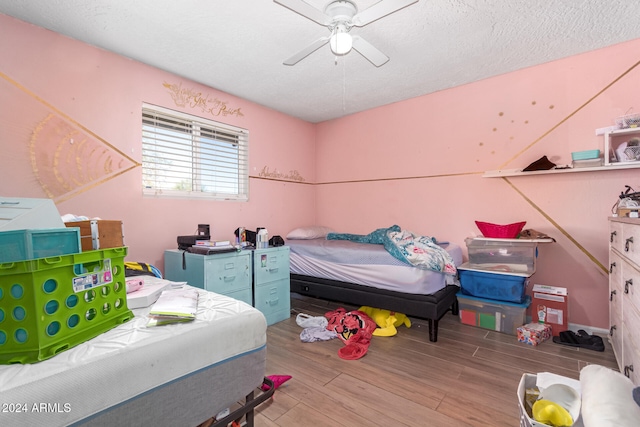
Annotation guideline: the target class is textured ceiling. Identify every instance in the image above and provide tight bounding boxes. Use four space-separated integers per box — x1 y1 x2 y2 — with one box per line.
2 0 640 123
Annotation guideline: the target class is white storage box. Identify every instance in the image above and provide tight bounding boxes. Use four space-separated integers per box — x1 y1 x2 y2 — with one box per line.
0 197 65 231
126 278 171 309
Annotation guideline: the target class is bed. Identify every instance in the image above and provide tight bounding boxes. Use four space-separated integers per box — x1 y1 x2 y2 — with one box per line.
0 277 271 427
287 227 464 342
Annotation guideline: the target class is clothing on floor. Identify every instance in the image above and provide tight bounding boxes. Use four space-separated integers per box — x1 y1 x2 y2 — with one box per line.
325 307 377 360
296 312 328 329
300 327 338 343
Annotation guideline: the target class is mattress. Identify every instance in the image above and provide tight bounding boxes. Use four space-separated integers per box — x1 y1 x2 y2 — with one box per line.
288 238 463 295
0 277 267 427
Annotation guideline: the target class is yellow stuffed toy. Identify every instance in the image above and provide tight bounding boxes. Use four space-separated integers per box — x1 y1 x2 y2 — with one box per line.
358 306 411 337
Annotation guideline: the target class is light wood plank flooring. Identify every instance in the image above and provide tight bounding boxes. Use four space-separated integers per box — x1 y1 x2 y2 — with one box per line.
253 293 618 427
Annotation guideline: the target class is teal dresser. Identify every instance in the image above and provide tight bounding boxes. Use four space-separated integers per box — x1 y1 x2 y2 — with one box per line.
164 246 291 325
164 249 252 305
252 246 291 325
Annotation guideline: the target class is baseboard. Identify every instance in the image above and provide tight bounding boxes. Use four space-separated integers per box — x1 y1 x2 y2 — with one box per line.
524 317 609 336
568 322 609 336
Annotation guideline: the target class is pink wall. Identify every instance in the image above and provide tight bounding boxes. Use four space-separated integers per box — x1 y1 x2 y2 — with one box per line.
316 39 640 329
0 14 317 270
3 13 639 330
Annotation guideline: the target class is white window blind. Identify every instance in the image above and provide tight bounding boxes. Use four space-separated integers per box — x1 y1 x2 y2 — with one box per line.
142 104 249 201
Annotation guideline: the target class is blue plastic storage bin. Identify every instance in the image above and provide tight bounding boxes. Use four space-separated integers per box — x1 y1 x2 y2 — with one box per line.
458 265 528 303
0 228 81 264
571 149 600 161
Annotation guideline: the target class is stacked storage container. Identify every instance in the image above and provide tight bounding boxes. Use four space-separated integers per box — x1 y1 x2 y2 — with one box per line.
457 237 537 334
0 198 132 364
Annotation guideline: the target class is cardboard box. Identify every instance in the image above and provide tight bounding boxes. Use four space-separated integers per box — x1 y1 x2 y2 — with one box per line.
617 207 640 218
532 284 568 336
517 322 552 346
65 220 124 251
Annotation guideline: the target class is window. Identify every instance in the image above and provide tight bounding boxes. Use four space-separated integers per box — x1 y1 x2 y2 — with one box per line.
142 104 249 200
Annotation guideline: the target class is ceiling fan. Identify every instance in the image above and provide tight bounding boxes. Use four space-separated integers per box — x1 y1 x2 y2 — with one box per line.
274 0 418 67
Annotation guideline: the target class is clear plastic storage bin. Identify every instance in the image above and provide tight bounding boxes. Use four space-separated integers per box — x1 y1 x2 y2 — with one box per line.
465 237 537 275
0 228 81 264
457 292 531 335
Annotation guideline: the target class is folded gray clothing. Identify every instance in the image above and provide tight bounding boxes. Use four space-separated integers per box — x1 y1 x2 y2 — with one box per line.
300 327 338 343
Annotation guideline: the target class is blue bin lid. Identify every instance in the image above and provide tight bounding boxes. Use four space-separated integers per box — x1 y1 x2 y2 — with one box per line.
456 292 531 308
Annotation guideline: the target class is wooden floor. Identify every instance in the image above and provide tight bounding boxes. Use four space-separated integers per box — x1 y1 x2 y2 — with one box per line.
252 293 618 427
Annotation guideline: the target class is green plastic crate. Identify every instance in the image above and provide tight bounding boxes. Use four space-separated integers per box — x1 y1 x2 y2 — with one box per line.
0 247 133 364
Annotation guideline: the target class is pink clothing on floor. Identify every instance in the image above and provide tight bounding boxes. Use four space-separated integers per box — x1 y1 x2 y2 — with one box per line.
325 308 376 360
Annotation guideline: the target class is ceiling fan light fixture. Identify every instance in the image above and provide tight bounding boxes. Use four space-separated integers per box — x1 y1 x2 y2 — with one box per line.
330 29 352 55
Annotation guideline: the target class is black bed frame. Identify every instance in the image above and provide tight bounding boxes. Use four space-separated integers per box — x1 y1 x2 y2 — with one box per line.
290 274 459 342
210 377 275 427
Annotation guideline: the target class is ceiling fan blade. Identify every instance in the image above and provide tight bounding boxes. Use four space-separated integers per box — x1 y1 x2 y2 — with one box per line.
273 0 333 26
351 36 389 67
352 0 418 27
283 36 330 66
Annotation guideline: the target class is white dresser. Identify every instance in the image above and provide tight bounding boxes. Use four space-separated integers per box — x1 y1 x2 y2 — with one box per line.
609 217 640 385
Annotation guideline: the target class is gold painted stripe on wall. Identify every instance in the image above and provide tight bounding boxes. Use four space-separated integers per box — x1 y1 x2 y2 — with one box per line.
251 171 483 185
250 175 313 185
503 177 608 274
500 58 640 169
0 71 140 166
53 164 140 204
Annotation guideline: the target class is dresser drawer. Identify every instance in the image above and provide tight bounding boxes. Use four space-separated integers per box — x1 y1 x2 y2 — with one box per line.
622 314 640 385
253 247 290 285
620 221 640 266
623 259 640 309
203 255 251 294
253 278 290 325
610 220 624 254
223 287 253 306
609 299 623 368
609 251 624 311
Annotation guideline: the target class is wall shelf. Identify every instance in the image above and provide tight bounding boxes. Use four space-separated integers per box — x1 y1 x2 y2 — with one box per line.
483 162 640 178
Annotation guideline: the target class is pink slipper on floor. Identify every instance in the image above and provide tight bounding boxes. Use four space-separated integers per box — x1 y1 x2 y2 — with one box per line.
261 375 292 391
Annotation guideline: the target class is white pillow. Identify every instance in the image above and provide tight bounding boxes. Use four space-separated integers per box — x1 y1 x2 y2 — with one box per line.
580 364 640 426
286 226 334 240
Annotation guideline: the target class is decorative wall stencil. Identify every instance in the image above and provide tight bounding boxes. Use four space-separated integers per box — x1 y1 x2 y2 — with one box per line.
30 114 139 201
163 82 244 118
258 166 305 182
1 71 139 202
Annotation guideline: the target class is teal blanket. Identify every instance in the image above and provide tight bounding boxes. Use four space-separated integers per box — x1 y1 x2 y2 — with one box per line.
327 225 457 275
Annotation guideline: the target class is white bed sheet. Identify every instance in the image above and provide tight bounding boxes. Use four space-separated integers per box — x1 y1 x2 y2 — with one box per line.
0 277 267 426
289 239 463 295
